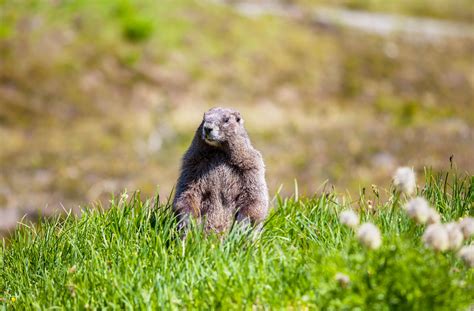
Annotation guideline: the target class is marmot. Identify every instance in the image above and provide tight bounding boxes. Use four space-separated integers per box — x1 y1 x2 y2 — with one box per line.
173 107 269 233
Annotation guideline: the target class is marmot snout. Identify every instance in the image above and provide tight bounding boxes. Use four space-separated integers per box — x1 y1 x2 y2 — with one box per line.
173 107 269 233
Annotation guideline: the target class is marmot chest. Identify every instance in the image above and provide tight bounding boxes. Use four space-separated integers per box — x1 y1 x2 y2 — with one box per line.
204 161 241 189
200 157 242 207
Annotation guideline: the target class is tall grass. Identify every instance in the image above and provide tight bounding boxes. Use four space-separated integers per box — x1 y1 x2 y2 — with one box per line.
1 169 473 309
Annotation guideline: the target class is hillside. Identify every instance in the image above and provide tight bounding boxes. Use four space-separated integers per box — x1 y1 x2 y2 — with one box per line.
0 0 473 228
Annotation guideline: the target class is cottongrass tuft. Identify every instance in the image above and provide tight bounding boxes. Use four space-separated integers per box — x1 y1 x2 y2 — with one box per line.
339 210 359 229
445 222 464 250
393 167 416 195
405 197 431 224
335 273 350 287
422 224 449 252
458 217 474 239
458 245 474 268
357 223 382 250
426 208 441 224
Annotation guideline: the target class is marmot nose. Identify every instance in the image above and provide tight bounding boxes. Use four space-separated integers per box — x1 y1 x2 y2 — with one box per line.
204 126 212 135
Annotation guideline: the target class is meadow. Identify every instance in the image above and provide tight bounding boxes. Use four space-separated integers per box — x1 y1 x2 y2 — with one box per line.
0 1 473 308
1 168 473 309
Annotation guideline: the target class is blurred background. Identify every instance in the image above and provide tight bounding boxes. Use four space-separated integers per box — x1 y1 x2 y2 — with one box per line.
0 0 473 233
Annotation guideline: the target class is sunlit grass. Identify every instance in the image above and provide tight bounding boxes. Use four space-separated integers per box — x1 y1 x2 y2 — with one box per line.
1 169 472 309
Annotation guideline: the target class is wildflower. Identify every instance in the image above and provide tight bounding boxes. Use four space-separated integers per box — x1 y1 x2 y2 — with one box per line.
426 208 441 224
357 223 382 250
422 224 449 252
118 191 129 206
335 273 350 287
67 284 76 297
445 222 464 250
339 210 359 229
405 197 431 224
366 199 374 211
393 167 416 195
371 184 379 198
458 217 474 239
458 245 474 268
11 297 16 303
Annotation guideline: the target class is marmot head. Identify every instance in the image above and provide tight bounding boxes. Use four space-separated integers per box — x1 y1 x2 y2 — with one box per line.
201 107 244 147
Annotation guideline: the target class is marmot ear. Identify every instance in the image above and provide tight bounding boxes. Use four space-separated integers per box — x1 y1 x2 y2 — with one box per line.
233 111 243 124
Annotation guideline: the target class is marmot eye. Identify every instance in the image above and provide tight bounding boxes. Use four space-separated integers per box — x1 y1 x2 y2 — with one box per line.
223 117 230 123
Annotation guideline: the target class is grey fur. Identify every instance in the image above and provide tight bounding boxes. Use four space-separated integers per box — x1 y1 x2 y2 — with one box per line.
173 107 269 233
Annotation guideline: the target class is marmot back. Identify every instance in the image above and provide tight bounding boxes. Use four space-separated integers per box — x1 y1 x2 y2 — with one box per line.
173 107 269 233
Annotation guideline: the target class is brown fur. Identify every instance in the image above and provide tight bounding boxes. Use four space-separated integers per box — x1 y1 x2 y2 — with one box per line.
173 107 269 233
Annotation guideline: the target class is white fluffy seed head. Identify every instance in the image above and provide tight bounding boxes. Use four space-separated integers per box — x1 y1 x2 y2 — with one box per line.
422 224 449 252
357 223 382 250
393 167 416 195
458 217 474 239
458 245 474 268
426 208 441 225
445 222 464 250
405 197 431 224
335 273 350 287
339 210 360 229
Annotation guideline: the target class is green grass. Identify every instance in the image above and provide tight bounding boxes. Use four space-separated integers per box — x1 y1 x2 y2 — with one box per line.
1 169 473 309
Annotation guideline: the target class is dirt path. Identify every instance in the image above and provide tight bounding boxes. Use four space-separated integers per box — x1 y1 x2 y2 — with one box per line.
214 0 474 41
